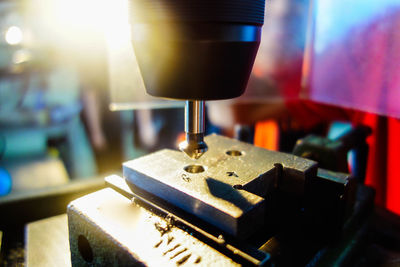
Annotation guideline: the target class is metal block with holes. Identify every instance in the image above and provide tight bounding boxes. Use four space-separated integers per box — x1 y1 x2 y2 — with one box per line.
124 134 318 238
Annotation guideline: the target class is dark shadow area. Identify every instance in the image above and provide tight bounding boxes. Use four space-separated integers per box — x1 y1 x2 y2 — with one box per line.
205 177 253 211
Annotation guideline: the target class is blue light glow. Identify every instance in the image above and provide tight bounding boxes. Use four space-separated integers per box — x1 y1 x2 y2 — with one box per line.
314 0 400 54
0 168 12 196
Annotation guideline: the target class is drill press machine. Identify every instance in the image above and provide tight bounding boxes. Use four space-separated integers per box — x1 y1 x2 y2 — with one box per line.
128 0 265 159
67 1 374 266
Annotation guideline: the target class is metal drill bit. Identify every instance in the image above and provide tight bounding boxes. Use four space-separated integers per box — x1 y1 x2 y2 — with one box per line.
179 100 208 159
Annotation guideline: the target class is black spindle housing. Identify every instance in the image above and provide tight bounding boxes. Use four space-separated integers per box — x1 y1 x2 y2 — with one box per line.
129 0 265 100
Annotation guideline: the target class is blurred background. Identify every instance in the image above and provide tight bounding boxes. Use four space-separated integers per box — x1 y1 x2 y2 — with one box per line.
0 0 187 197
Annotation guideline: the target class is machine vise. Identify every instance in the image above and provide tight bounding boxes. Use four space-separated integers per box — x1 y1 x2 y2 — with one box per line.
67 135 373 266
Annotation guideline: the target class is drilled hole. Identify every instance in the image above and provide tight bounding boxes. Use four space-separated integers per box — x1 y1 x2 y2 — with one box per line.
78 235 93 263
226 150 242 156
184 165 205 173
233 184 243 190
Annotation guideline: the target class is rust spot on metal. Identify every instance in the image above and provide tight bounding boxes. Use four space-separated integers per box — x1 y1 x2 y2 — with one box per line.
170 248 188 259
154 239 163 248
167 236 174 244
176 254 191 265
163 244 180 255
227 171 239 177
154 221 172 236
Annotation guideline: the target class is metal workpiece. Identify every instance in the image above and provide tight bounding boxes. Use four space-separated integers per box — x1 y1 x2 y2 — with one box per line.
179 100 208 159
124 134 318 238
68 188 241 266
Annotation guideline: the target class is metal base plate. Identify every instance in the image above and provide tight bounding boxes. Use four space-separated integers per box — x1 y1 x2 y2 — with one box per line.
68 188 244 266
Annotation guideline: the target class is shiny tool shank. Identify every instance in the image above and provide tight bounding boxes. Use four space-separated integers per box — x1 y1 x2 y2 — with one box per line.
179 100 208 159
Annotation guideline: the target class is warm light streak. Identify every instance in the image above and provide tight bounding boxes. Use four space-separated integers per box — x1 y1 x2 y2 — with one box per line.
5 26 23 45
27 0 130 52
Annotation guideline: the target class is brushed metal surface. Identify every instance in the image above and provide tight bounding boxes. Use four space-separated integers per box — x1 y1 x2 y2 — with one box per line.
26 214 71 267
68 188 239 266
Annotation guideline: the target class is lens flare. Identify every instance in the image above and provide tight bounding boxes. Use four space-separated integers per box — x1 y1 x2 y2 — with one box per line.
5 26 23 45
